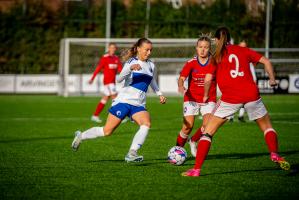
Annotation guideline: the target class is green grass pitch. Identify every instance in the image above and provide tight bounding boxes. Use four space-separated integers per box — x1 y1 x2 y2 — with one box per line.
0 95 299 199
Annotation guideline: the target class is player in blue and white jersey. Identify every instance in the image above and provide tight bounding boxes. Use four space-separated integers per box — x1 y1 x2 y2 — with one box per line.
71 38 167 162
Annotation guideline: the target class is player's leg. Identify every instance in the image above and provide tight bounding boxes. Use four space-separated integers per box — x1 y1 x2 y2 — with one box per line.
177 115 195 147
91 95 109 123
72 103 128 151
245 98 290 170
177 101 198 147
125 110 151 162
188 102 215 157
183 101 240 176
238 106 246 122
190 102 215 143
72 113 122 151
182 115 227 176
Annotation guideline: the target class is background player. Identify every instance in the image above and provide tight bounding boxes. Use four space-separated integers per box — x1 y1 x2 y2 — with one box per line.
182 27 290 177
176 35 216 157
89 43 122 123
237 40 257 122
72 38 167 162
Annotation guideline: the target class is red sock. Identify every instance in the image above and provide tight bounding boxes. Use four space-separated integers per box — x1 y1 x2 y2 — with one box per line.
194 134 212 169
191 126 204 142
93 99 107 116
176 131 188 147
264 128 278 153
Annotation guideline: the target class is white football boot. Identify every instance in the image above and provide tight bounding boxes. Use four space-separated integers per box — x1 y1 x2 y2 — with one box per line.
71 131 82 151
125 150 143 162
188 138 197 157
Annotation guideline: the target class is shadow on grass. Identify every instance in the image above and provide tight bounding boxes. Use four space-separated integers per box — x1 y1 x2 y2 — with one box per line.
0 136 72 143
205 150 299 161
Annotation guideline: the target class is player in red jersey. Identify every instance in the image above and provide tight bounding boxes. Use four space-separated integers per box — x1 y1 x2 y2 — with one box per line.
89 43 122 123
176 35 217 157
182 27 290 177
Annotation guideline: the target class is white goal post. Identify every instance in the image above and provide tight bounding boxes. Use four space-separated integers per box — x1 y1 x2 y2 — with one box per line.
58 38 198 97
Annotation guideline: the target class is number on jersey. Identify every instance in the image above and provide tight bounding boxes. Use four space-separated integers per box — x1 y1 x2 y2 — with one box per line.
229 54 244 78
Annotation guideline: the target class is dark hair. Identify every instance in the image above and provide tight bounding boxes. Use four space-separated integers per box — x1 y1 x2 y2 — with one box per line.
214 27 231 64
121 38 152 61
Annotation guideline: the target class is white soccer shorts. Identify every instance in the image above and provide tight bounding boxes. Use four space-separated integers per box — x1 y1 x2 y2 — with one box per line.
213 98 268 121
183 101 215 117
103 83 117 96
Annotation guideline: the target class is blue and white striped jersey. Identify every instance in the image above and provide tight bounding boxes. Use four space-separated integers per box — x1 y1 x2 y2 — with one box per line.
113 57 162 107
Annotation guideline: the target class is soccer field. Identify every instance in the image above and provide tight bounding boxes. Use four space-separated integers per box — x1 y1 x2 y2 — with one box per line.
0 95 298 199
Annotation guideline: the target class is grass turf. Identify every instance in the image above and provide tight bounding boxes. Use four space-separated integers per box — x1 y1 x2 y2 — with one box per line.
0 95 298 199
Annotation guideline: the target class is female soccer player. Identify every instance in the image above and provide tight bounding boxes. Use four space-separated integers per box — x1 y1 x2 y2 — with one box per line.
176 35 216 157
182 27 290 177
89 43 122 123
72 38 167 162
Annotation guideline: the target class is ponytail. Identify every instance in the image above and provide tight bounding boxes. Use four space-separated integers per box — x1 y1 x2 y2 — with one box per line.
121 38 152 62
214 27 231 64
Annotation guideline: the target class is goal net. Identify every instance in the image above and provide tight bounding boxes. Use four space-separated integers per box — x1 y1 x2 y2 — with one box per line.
58 38 197 97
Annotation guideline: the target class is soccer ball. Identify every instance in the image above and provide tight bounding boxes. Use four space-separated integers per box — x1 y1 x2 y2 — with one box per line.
167 146 187 165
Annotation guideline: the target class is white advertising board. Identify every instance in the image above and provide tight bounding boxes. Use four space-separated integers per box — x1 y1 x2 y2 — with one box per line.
289 74 299 93
0 75 15 92
15 75 59 93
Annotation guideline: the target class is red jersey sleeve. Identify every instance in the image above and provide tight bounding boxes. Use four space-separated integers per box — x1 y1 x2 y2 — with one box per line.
180 62 192 78
246 47 262 64
90 56 105 81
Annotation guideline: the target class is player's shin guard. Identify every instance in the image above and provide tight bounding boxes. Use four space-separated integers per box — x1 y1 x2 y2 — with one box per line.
191 126 204 142
81 127 105 140
176 131 188 147
194 133 212 169
129 125 150 151
94 99 107 116
264 128 278 153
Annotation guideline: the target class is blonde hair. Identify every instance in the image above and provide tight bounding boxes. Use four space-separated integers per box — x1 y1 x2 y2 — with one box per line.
121 38 152 62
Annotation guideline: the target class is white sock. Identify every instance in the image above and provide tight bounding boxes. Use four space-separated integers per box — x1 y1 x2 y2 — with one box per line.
129 125 150 151
239 107 245 117
81 127 105 140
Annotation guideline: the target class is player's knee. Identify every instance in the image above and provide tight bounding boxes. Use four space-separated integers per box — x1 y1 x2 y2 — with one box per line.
103 128 113 136
182 123 193 132
141 122 151 128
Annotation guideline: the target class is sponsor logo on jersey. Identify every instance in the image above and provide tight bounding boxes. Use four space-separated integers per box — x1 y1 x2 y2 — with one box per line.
109 64 118 69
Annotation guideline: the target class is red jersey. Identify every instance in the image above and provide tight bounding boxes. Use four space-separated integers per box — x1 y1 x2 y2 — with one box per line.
90 54 122 85
180 56 217 103
215 45 262 103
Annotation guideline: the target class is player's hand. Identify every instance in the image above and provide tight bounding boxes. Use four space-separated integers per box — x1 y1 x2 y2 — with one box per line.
178 86 185 94
269 79 278 87
88 79 93 84
203 95 209 103
130 64 141 71
159 95 167 104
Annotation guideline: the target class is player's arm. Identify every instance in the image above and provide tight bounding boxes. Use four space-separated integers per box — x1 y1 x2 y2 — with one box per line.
177 76 186 94
116 63 141 83
150 66 166 104
89 58 104 84
203 73 213 103
178 62 191 94
259 56 277 87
